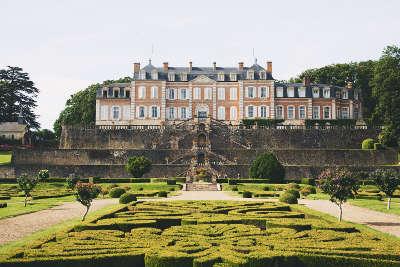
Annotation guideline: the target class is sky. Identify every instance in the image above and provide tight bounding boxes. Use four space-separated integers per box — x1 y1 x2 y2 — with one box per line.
2 0 400 129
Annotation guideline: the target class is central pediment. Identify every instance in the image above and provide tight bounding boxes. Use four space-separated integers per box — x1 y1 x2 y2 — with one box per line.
191 75 216 84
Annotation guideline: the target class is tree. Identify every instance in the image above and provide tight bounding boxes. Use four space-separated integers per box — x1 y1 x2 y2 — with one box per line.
53 76 133 138
318 168 359 221
38 169 49 180
75 182 101 221
126 156 152 178
249 153 285 182
371 45 400 147
32 129 58 147
17 174 39 207
370 169 400 209
0 66 39 129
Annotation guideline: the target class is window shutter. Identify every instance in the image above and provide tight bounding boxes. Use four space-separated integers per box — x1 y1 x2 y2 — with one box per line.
157 106 161 118
258 87 262 98
245 87 248 98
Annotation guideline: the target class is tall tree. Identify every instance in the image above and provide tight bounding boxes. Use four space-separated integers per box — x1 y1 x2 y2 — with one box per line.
53 76 132 137
371 45 400 146
0 66 39 129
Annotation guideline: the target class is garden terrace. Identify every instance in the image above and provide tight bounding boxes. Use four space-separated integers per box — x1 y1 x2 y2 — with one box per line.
1 201 399 267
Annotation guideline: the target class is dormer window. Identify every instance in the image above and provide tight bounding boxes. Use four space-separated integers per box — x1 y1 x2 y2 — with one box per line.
312 87 320 98
102 89 108 98
276 87 283 97
218 72 224 81
259 71 266 80
247 70 254 80
230 73 237 81
140 70 146 80
287 87 294 97
125 90 130 98
151 70 158 80
323 87 330 98
168 72 175 81
342 89 348 99
113 87 119 98
298 87 306 97
180 72 187 81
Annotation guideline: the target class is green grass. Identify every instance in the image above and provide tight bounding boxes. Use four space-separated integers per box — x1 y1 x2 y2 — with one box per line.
0 151 12 165
349 198 400 216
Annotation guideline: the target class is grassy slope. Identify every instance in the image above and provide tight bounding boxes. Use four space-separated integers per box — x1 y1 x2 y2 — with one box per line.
0 151 12 165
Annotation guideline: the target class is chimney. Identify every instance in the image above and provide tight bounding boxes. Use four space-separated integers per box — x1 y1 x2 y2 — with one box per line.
303 76 311 86
163 62 169 72
213 62 217 71
133 62 140 73
189 61 193 72
238 62 244 71
266 61 272 73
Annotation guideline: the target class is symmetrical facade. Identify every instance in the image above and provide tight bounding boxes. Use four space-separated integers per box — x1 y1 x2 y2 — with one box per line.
96 60 362 125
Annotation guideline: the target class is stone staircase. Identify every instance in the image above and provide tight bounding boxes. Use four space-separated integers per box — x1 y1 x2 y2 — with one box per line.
185 182 220 191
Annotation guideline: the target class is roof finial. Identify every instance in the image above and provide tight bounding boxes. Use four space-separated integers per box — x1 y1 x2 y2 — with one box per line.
149 58 152 65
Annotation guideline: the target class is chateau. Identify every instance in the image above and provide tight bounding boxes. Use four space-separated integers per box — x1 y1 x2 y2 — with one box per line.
96 60 362 126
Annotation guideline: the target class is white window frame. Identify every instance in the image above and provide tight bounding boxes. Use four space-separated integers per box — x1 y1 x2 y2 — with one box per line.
312 106 320 119
247 105 255 118
287 87 294 97
323 106 331 119
299 106 306 119
259 71 266 80
298 87 306 98
260 86 269 98
312 87 320 98
100 105 108 120
218 72 224 81
138 86 146 99
260 105 268 118
323 87 330 98
287 106 295 119
168 88 175 100
204 87 212 100
138 106 146 119
230 73 237 81
180 107 187 119
341 107 349 119
276 106 284 119
247 70 254 80
180 88 187 100
168 107 175 119
139 70 146 80
168 72 175 82
151 106 158 118
247 87 255 98
217 106 225 120
151 70 158 80
230 87 237 100
180 72 187 81
217 87 225 100
193 87 201 100
276 87 283 97
151 86 158 99
230 106 237 120
342 89 348 99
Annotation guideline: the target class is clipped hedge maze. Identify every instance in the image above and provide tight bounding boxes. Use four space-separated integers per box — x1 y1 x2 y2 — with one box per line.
1 201 400 267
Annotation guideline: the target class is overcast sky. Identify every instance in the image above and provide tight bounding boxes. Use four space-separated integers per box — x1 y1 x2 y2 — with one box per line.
2 0 400 129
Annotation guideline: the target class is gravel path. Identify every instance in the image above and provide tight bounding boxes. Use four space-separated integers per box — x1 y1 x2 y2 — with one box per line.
0 198 118 245
299 199 400 237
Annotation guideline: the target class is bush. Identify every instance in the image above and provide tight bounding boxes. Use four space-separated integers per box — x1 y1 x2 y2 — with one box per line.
300 186 316 196
374 142 384 150
138 187 144 191
109 188 126 198
231 186 239 191
300 178 315 185
0 202 7 208
125 156 152 178
228 179 238 185
158 191 168 197
263 186 270 191
279 192 298 204
169 187 175 191
249 153 285 182
361 138 375 149
119 193 137 204
38 169 50 180
287 183 300 190
242 191 252 198
17 174 39 207
286 189 300 199
166 179 176 185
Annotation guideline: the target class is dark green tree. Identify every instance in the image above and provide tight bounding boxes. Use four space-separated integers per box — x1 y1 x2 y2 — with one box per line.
126 156 152 178
371 45 400 147
370 169 400 210
249 153 285 182
75 182 101 221
0 66 39 129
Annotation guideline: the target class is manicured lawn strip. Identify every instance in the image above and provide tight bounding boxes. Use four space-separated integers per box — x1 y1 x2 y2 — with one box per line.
0 151 12 165
0 203 124 258
348 198 400 216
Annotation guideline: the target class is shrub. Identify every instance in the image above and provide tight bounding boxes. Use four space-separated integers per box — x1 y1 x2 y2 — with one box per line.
169 187 175 191
287 183 300 190
158 191 168 197
318 167 359 221
107 183 119 190
166 179 176 185
17 174 39 207
119 193 137 204
38 169 50 180
286 189 300 199
300 178 315 185
242 191 252 198
138 187 144 191
361 138 375 149
100 188 109 198
123 185 131 191
66 175 80 190
109 188 126 198
75 182 101 221
228 179 238 185
263 186 270 191
374 142 384 150
370 169 400 209
300 185 316 196
125 156 152 178
231 186 239 191
0 202 7 208
249 153 285 182
279 192 298 204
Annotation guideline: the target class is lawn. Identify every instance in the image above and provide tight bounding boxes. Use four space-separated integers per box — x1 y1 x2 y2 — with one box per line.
0 151 12 165
1 201 399 266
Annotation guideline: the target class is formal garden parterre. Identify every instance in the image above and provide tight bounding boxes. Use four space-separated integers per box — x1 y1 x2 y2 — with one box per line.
0 200 399 267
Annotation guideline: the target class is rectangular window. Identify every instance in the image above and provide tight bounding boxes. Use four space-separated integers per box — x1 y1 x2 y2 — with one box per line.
168 73 175 81
298 87 306 97
312 87 320 98
299 106 306 119
230 88 237 100
113 90 119 98
168 88 175 100
230 73 237 81
151 87 158 99
204 88 212 100
287 106 295 119
323 88 330 98
341 107 349 119
217 106 225 120
247 71 254 80
312 106 320 119
259 71 266 80
125 90 130 98
323 106 331 119
217 88 225 100
247 87 255 98
102 90 108 98
276 106 283 119
230 107 237 120
342 90 348 99
100 106 108 120
247 106 254 118
168 107 175 119
112 106 120 120
276 87 283 97
180 107 187 119
260 87 269 98
151 71 158 80
140 71 146 80
194 88 201 100
287 87 294 97
218 73 224 81
123 106 130 120
138 87 146 99
151 106 158 118
260 106 267 118
180 73 187 81
139 106 145 118
180 88 187 100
